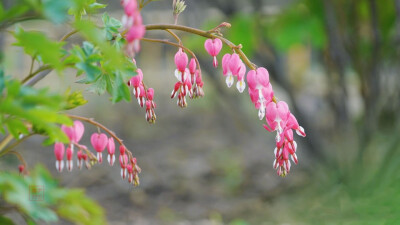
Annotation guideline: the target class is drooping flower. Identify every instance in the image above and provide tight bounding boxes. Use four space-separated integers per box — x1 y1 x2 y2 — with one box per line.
193 70 204 98
121 0 145 56
107 137 116 166
61 121 84 144
119 146 127 179
172 49 194 107
66 147 73 171
188 58 197 85
77 150 84 169
174 48 188 74
127 164 134 183
236 62 246 93
204 38 223 67
129 68 143 99
54 142 65 172
222 53 243 88
18 165 25 175
90 133 108 163
264 101 290 139
246 67 273 120
261 100 306 177
145 88 157 123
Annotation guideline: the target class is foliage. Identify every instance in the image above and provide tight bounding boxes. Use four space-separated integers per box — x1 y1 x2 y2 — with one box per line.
0 165 106 225
0 0 134 223
0 71 72 144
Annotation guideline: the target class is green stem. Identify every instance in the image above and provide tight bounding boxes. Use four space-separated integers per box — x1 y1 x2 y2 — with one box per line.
141 37 202 78
20 29 78 85
66 114 136 161
0 134 33 158
0 134 13 153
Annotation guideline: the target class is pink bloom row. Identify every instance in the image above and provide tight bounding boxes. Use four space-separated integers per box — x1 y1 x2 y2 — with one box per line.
203 38 306 176
173 49 205 107
54 120 141 186
122 0 145 56
127 59 157 123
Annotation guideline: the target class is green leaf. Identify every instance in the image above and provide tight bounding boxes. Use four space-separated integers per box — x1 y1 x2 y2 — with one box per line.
0 165 106 224
0 216 15 225
42 0 71 24
76 61 101 81
13 27 65 71
112 73 131 103
6 118 29 138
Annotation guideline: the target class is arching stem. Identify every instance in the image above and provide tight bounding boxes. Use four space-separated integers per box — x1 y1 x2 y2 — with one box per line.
66 114 135 160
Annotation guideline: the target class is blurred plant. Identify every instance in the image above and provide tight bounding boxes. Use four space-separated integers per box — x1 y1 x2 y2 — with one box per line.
0 0 312 223
0 164 106 225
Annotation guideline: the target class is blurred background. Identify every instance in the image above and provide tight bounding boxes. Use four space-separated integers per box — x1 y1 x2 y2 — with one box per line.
2 0 400 224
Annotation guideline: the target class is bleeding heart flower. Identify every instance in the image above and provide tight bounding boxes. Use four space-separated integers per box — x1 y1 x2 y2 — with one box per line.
107 137 116 166
174 48 188 73
61 120 85 144
204 38 223 67
91 133 108 163
54 142 65 172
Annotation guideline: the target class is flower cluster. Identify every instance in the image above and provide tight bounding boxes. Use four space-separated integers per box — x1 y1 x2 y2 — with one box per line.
128 60 157 123
171 48 205 107
54 120 141 186
203 39 306 176
121 0 145 56
222 53 246 92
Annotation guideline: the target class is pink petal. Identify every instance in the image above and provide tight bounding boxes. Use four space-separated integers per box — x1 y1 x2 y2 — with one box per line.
222 54 231 75
91 133 108 152
248 87 259 105
212 38 223 55
277 101 290 122
246 70 257 90
73 121 84 143
54 142 65 161
124 0 138 16
189 58 196 74
126 24 146 42
174 48 188 72
61 125 74 142
107 137 115 155
228 53 241 76
237 62 246 81
146 88 154 100
266 102 278 124
204 39 214 56
256 67 269 87
261 83 274 103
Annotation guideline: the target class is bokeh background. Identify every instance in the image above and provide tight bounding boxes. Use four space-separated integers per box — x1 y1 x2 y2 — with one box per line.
2 0 400 224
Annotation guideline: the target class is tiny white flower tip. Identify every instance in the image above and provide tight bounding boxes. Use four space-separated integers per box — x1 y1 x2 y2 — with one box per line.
275 132 281 142
226 75 234 88
56 160 64 172
236 80 246 93
274 147 277 156
174 69 181 80
67 160 73 172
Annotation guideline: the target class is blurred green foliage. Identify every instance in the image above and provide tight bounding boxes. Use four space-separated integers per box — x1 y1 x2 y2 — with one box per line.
13 27 66 71
0 71 72 144
0 165 106 225
264 1 326 50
